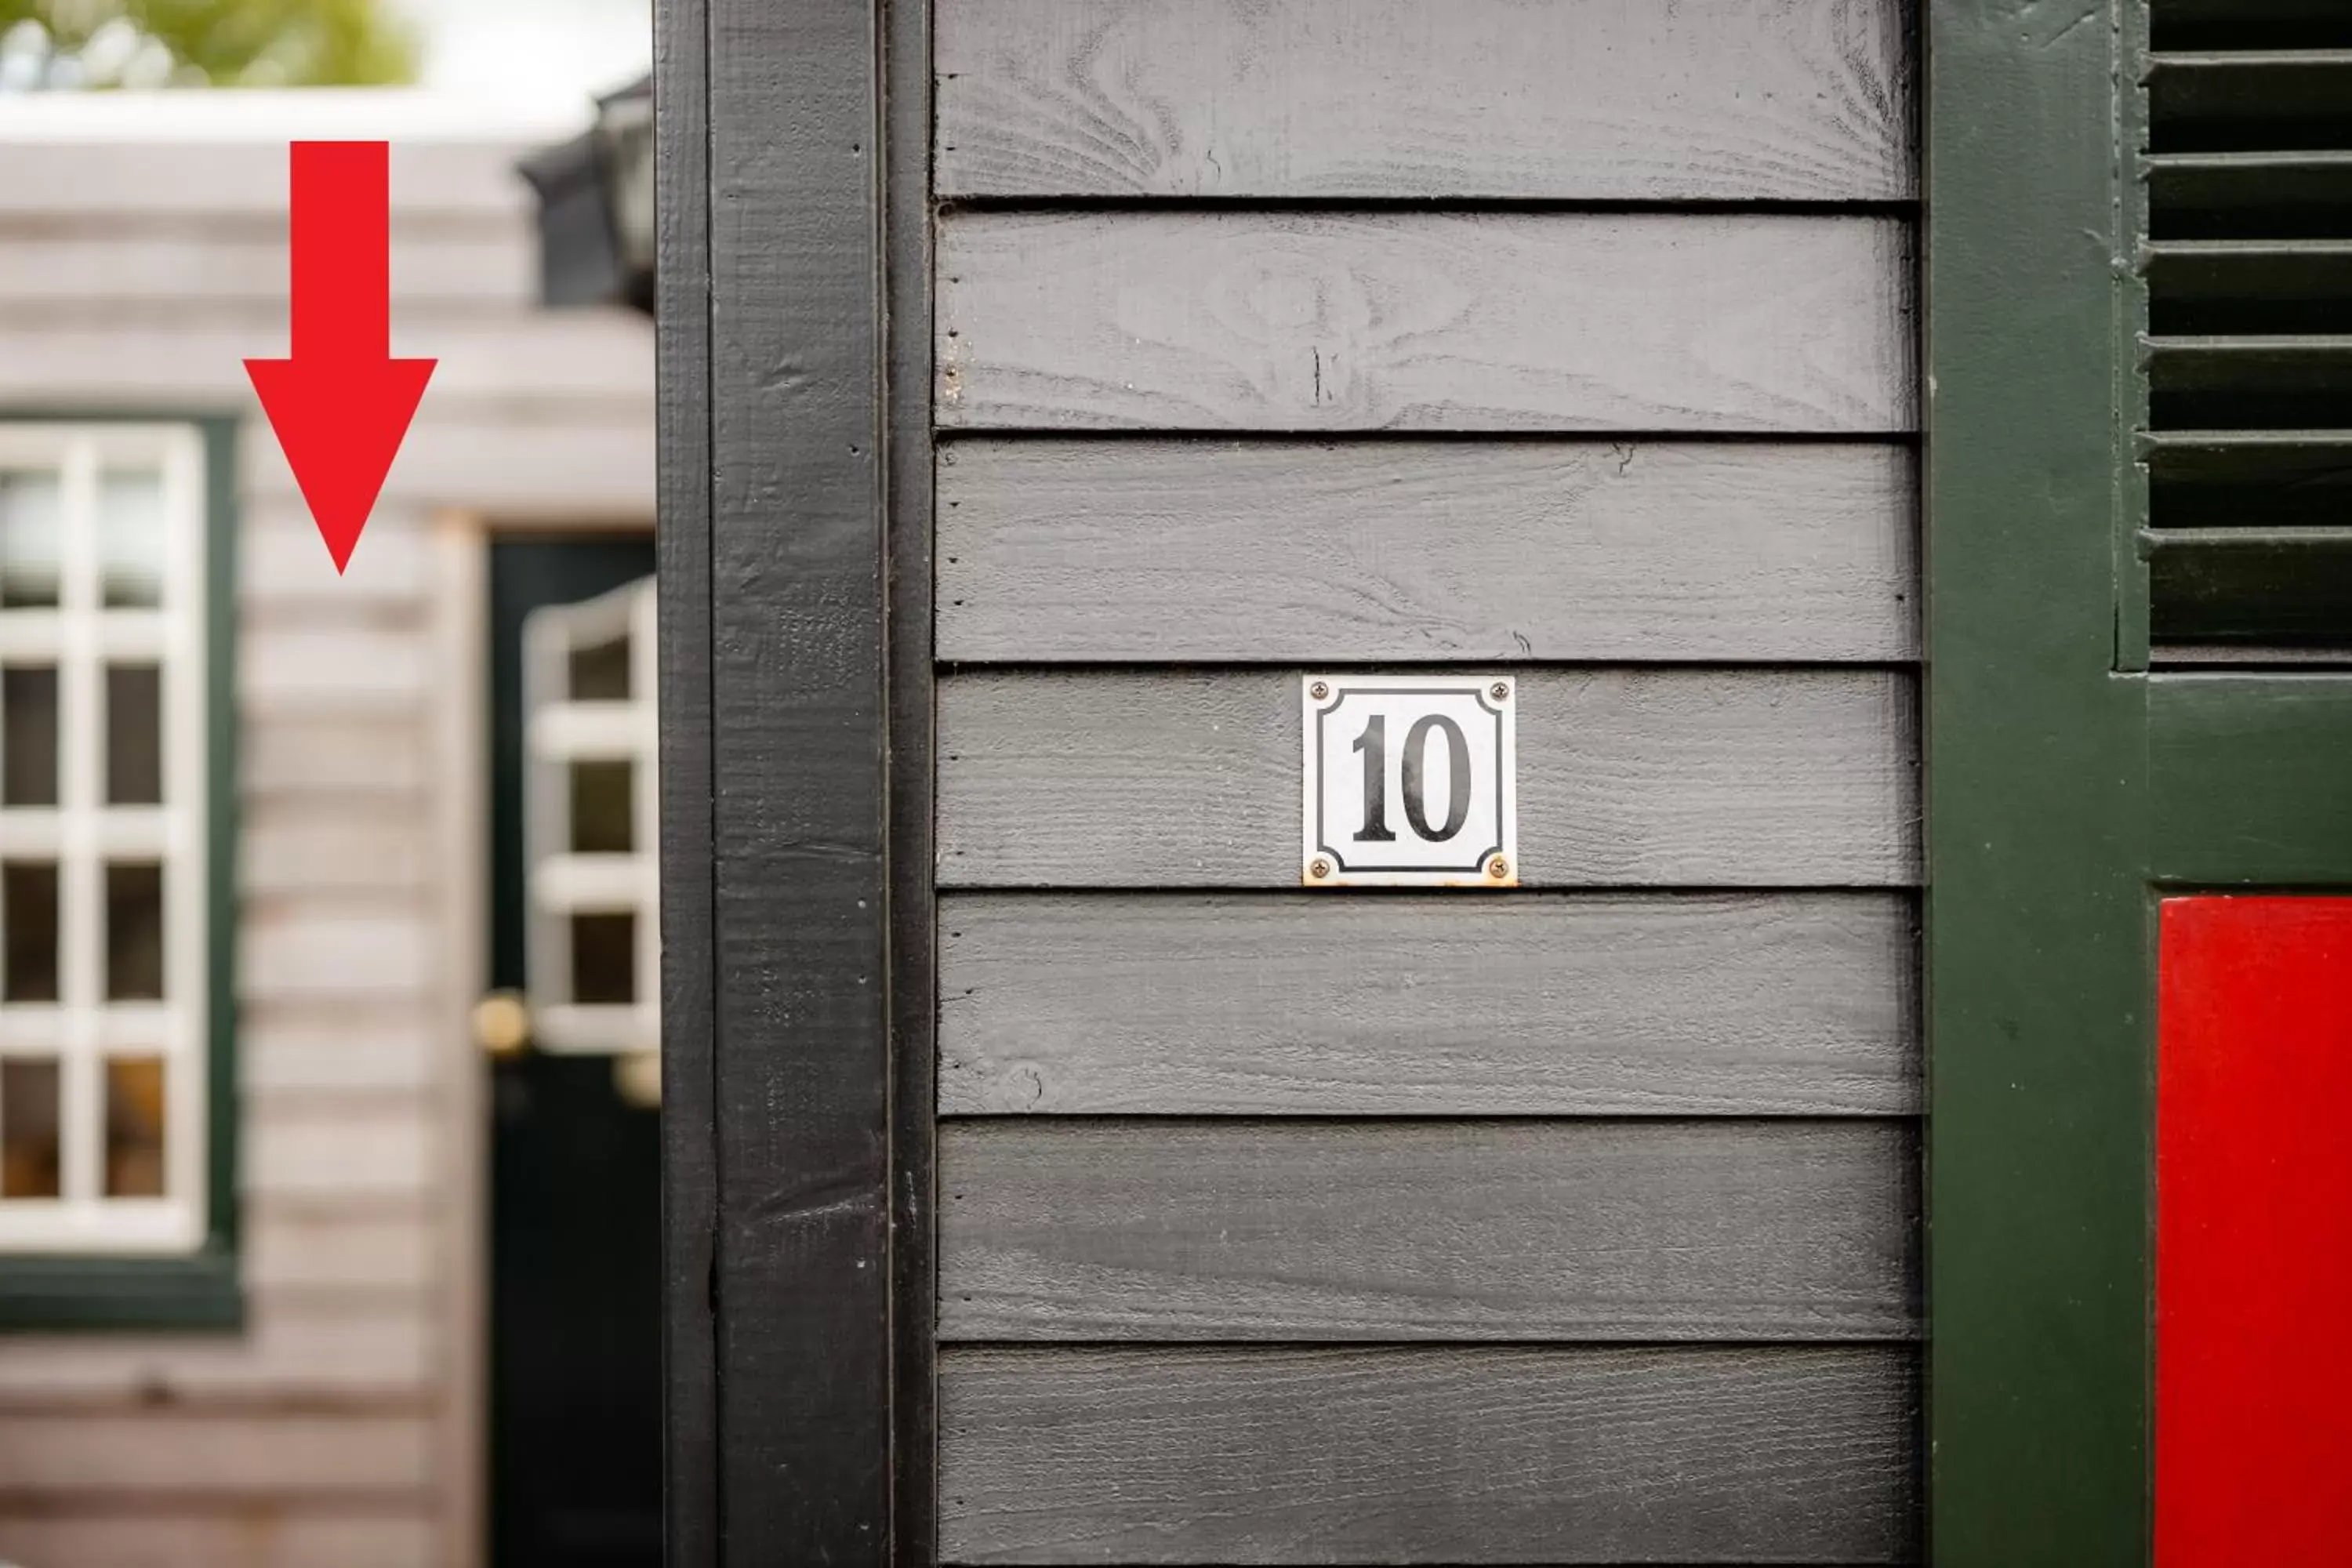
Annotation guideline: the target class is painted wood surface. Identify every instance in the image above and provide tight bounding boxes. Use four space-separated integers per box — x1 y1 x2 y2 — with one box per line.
0 138 554 218
0 1299 432 1400
938 1120 1918 1340
938 440 1918 662
0 123 651 1568
938 670 1919 887
0 1516 437 1568
2157 897 2352 1563
937 212 1915 432
0 1411 434 1494
0 318 652 405
0 228 535 309
940 892 1918 1115
937 0 1912 201
938 1345 1920 1563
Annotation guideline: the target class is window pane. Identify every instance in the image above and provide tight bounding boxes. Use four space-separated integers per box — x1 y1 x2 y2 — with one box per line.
0 470 62 610
104 1057 167 1199
105 862 165 1002
572 911 636 1004
571 760 634 854
569 634 631 702
1 1059 60 1198
105 664 163 806
2 666 59 808
98 466 167 609
2 862 58 1004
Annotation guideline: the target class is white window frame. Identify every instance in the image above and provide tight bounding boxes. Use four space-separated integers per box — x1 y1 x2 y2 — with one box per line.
0 423 209 1254
524 576 659 1055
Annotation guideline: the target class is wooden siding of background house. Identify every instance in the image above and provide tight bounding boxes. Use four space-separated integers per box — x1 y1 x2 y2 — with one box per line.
927 1 1922 1560
0 130 652 1567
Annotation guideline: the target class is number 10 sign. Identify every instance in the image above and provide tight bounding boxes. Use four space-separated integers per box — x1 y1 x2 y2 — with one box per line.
1302 675 1517 888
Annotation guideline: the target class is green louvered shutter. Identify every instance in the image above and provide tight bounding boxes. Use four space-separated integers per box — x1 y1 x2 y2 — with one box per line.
2140 0 2352 654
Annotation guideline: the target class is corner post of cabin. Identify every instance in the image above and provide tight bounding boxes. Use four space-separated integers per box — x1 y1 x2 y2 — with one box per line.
655 0 920 1559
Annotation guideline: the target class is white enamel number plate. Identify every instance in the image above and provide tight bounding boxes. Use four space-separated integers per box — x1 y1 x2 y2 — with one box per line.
1301 674 1517 888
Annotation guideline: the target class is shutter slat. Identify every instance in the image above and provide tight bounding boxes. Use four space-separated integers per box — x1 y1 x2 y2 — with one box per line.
2146 53 2352 154
2147 153 2352 241
2142 6 2352 654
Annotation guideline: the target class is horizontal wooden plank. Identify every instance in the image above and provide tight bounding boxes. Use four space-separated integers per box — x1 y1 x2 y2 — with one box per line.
0 315 651 407
244 719 430 800
938 670 1919 887
937 0 1911 201
0 227 534 310
241 410 657 517
245 1100 435 1200
245 805 432 897
940 1344 1919 1563
0 1513 435 1568
939 1120 1917 1340
241 624 428 715
0 1300 433 1403
937 212 1915 432
0 139 547 220
245 1209 440 1298
242 1008 441 1094
0 1411 432 1495
244 506 434 608
938 440 1918 662
243 908 434 1002
940 892 1917 1115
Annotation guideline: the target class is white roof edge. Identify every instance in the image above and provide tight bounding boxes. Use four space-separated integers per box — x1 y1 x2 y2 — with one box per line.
0 87 596 144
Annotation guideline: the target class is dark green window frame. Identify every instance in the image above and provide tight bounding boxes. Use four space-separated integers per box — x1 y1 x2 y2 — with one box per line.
0 409 241 1333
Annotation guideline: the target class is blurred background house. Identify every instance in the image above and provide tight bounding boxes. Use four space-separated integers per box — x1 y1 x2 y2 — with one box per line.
0 2 659 1563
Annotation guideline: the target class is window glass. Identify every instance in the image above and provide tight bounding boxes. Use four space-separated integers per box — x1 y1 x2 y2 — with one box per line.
572 912 637 1005
572 760 634 854
0 470 62 610
105 664 164 807
2 862 59 1004
569 633 632 702
0 1060 61 1199
98 467 168 609
0 424 211 1261
104 862 165 1003
2 667 60 808
104 1058 167 1199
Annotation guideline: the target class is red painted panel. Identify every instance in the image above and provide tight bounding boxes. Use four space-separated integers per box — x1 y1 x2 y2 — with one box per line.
2158 895 2352 1564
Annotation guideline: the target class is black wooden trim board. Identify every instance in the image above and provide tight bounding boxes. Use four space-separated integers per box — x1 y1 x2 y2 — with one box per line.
652 0 720 1556
656 0 921 1560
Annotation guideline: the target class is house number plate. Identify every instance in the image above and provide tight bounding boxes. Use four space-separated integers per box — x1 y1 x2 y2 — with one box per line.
1301 674 1517 888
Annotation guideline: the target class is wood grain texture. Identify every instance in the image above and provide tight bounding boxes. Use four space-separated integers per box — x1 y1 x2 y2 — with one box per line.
938 1344 1920 1563
938 1120 1918 1341
938 440 1918 662
936 212 1915 432
937 670 1920 887
937 0 1912 201
939 892 1918 1115
698 0 895 1554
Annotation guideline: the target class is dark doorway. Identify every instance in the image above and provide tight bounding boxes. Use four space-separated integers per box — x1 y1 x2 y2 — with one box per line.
486 537 660 1566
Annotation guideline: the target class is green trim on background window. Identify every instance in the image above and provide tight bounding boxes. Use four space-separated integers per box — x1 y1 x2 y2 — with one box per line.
0 409 241 1334
1925 3 2153 1562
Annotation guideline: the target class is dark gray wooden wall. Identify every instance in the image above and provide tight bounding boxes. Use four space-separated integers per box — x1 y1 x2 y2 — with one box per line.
927 2 1920 1561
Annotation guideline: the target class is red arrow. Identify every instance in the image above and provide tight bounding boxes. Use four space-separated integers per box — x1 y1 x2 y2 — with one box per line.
244 141 435 575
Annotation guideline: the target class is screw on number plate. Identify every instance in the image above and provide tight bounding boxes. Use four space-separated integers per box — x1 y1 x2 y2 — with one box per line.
1309 681 1330 701
1308 857 1333 880
1490 681 1511 701
1487 857 1511 880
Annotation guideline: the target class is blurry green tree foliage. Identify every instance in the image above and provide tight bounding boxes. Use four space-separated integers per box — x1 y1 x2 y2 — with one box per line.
0 0 419 89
